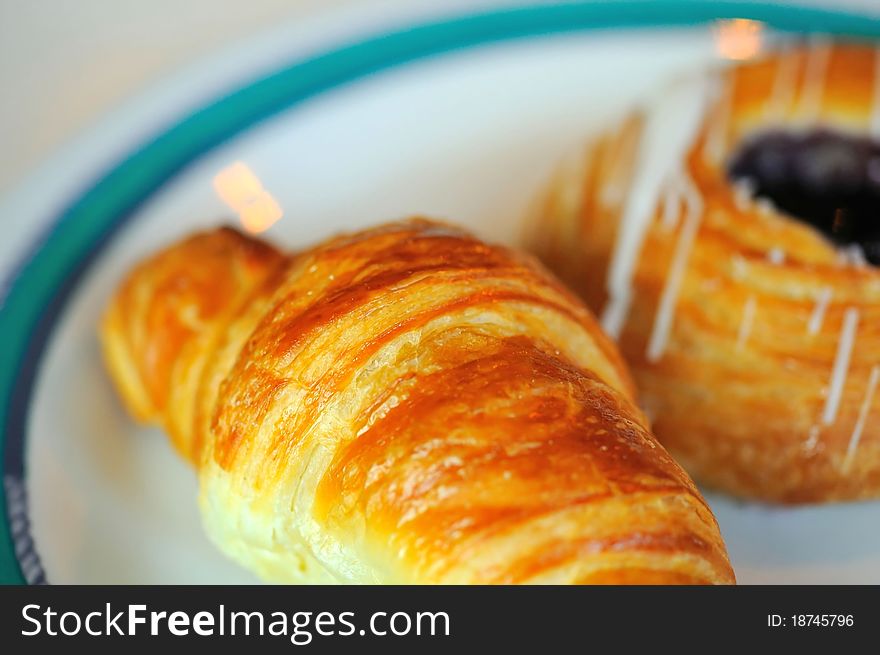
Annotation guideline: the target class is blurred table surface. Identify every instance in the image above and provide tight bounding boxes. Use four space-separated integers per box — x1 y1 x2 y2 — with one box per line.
1 0 878 197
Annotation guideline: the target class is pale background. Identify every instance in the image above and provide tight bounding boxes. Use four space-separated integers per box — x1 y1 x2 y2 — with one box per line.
1 0 878 195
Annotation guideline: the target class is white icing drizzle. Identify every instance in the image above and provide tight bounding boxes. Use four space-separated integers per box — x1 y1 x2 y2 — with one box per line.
843 365 880 472
799 38 831 123
732 178 755 212
852 245 868 267
807 286 833 335
838 243 868 268
730 253 749 281
736 295 757 350
766 247 786 265
601 75 714 339
646 173 704 362
765 48 800 120
804 424 821 452
822 307 860 426
755 197 775 216
872 48 880 137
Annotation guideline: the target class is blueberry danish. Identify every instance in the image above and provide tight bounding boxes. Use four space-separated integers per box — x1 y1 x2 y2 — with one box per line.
532 43 880 503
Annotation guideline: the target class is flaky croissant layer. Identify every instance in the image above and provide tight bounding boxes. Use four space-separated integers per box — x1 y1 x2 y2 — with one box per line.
101 219 733 584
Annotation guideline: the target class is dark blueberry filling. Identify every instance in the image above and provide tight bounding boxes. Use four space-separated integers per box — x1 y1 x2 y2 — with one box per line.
727 129 880 265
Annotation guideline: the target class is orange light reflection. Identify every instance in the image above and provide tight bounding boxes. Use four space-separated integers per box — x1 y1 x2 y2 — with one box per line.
212 161 283 234
713 19 764 61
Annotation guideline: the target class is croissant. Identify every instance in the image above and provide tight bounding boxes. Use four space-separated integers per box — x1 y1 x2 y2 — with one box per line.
100 219 733 584
530 42 880 503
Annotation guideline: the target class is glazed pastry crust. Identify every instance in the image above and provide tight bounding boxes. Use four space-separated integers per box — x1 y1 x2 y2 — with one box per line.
532 43 880 503
101 220 733 584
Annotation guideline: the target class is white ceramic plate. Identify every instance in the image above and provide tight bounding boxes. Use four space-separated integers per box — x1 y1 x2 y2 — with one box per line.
3 1 880 584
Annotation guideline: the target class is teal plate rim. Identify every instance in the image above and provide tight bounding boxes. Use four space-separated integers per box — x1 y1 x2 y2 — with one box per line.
3 1 879 584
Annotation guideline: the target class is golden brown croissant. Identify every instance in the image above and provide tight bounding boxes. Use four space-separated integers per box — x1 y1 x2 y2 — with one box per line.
100 219 733 584
530 42 880 503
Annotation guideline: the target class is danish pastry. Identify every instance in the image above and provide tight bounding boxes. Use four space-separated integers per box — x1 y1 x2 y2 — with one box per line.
531 42 880 503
